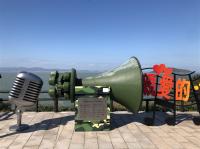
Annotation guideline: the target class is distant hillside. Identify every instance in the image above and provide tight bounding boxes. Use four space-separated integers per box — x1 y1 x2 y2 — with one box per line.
0 67 55 72
0 67 198 75
0 67 101 73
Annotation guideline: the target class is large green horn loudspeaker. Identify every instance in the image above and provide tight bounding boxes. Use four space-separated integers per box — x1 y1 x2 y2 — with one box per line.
82 57 143 113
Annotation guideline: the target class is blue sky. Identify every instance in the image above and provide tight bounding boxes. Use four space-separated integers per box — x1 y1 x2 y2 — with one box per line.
0 0 199 71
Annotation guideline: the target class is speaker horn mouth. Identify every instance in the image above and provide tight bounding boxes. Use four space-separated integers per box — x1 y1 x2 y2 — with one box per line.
82 56 143 113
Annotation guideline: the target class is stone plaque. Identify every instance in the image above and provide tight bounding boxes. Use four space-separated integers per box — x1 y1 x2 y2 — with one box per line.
77 98 107 121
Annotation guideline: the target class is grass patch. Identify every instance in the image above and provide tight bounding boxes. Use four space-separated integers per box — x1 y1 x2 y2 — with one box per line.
0 102 11 112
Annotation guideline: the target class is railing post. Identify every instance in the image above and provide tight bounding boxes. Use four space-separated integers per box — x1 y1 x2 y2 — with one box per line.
152 75 159 123
181 101 184 112
146 100 149 112
173 74 176 125
36 100 38 112
54 98 58 112
189 74 200 114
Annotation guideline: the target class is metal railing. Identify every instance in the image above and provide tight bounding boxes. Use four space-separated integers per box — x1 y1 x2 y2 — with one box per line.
0 90 51 112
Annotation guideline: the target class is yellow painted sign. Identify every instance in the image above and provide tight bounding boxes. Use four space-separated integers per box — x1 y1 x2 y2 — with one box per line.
143 64 200 102
176 79 190 101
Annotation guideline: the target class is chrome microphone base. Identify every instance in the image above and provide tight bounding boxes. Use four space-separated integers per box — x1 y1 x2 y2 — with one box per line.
9 124 29 132
9 108 29 132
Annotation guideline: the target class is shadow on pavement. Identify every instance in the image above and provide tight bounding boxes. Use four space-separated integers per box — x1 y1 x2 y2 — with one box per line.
0 114 74 138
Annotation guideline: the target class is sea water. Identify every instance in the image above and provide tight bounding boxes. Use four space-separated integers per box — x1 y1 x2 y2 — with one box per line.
0 72 98 108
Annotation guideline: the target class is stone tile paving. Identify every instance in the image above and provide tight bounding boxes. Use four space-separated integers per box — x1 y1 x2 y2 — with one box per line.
0 111 200 149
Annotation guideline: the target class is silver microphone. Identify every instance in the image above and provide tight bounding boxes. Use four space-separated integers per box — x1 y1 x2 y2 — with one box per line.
9 72 43 132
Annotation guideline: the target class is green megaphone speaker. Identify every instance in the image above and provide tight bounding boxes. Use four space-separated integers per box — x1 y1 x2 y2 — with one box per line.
82 57 143 113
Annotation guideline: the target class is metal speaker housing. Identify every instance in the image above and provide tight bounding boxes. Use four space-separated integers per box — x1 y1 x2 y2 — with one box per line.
9 72 43 107
82 57 143 113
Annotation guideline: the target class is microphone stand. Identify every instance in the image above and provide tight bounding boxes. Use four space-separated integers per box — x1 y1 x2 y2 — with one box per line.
9 107 29 132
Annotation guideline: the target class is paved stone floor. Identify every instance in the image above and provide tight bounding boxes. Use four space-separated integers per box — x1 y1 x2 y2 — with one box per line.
0 111 200 149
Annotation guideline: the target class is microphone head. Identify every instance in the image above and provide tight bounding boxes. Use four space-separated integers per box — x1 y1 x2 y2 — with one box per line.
9 72 43 107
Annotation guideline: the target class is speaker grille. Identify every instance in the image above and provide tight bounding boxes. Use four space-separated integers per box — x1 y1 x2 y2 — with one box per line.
9 72 43 107
9 77 25 98
23 81 41 102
